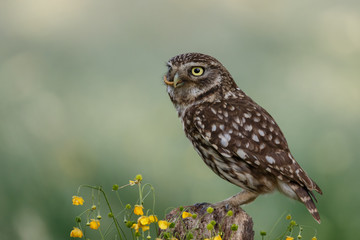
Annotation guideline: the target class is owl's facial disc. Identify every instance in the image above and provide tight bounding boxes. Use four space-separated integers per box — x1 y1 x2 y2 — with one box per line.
164 63 207 89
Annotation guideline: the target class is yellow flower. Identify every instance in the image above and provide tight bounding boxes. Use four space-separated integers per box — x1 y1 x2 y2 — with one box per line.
70 227 83 238
89 219 100 230
312 237 317 240
139 216 151 225
131 223 139 232
131 215 154 233
142 225 150 232
72 196 84 205
214 235 222 240
131 223 149 233
158 220 171 230
285 237 294 240
182 211 192 219
134 205 144 215
149 215 158 223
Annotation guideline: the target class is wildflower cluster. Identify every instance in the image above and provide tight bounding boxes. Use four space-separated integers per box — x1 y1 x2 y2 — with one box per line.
70 186 104 238
70 174 165 239
259 214 318 240
69 175 319 240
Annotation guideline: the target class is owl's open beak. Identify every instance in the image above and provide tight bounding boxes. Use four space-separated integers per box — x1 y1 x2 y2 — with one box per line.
164 73 183 88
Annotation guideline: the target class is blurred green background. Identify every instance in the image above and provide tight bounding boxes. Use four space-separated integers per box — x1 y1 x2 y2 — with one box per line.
1 0 359 239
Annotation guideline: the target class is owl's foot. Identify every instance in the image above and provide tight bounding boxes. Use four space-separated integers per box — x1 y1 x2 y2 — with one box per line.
214 190 258 208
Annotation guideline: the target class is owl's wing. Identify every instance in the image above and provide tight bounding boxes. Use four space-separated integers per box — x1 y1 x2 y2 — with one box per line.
192 97 321 194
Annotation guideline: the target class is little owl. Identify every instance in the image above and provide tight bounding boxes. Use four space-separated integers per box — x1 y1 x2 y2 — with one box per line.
164 53 322 223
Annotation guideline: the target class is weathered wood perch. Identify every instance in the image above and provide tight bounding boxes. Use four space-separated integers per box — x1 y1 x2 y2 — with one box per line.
162 202 254 240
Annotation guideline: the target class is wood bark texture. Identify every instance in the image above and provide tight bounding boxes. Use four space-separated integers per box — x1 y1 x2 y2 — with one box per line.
161 202 254 240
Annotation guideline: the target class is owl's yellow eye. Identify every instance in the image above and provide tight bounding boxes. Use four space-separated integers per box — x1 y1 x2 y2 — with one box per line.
191 67 204 76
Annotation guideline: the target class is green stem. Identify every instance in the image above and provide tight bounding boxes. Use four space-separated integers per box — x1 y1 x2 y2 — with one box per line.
115 191 125 209
269 212 286 240
138 182 143 205
141 184 156 214
99 228 105 240
80 185 126 240
100 187 126 240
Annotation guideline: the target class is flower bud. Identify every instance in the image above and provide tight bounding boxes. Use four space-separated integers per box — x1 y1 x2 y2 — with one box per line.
191 214 197 219
206 207 214 213
75 217 81 223
227 210 233 216
108 212 114 218
186 232 194 239
210 220 216 226
206 223 214 230
112 184 119 191
135 174 143 181
91 205 97 210
125 204 131 209
126 221 134 228
231 224 238 231
260 231 267 236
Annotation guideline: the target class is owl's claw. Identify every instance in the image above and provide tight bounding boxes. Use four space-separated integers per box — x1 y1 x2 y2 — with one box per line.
212 200 232 209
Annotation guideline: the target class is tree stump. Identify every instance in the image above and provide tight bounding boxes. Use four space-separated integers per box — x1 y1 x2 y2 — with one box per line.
161 202 254 240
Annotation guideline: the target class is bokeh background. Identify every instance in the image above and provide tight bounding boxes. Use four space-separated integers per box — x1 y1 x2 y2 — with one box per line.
1 0 359 239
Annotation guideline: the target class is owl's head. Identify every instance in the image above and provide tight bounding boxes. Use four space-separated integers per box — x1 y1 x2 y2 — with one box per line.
164 53 237 111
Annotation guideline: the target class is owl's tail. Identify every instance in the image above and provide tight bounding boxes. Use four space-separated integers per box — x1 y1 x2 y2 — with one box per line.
289 182 321 224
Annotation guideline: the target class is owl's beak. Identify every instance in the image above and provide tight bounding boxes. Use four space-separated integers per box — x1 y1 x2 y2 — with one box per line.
164 73 183 88
173 73 183 88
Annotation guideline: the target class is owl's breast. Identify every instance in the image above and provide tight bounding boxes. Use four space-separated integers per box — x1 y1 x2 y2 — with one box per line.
182 111 274 193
